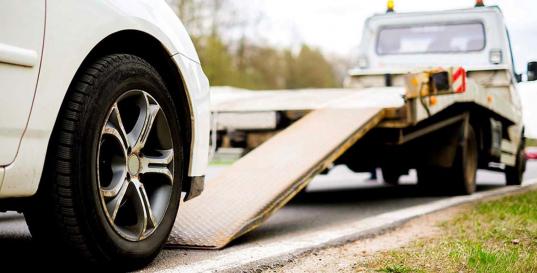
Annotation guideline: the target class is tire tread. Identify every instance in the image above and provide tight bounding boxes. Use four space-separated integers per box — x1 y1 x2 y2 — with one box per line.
25 54 161 265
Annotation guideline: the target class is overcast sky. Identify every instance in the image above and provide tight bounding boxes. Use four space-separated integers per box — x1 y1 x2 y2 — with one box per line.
235 0 537 71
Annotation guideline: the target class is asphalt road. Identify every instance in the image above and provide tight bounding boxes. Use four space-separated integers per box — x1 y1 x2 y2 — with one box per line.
1 162 536 271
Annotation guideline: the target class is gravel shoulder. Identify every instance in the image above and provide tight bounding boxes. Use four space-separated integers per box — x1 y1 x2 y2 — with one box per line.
260 206 466 273
263 189 537 273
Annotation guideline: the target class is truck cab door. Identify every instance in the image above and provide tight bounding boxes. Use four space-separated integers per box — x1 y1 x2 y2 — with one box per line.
0 0 46 165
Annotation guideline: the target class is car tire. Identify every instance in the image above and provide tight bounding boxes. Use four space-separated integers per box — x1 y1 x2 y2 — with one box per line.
505 140 526 186
24 54 184 270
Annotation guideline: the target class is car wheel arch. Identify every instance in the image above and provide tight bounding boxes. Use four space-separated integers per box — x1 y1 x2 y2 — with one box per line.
52 30 194 190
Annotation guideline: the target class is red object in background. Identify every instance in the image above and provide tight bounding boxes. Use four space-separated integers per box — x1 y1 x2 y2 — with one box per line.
526 147 537 160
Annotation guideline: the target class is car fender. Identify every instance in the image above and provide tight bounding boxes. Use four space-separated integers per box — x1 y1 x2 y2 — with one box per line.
0 0 209 197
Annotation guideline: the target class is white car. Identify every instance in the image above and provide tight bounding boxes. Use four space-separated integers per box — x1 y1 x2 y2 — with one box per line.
0 0 210 268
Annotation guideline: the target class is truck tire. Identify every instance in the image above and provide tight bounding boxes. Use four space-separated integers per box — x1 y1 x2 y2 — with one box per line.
417 125 478 195
24 54 184 270
447 125 478 195
416 167 435 190
505 141 526 186
381 167 401 185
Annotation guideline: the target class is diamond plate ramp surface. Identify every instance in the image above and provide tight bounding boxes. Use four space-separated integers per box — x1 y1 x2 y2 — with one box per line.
168 107 385 249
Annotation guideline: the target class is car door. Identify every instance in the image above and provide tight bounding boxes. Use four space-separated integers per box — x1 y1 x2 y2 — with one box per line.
0 0 46 165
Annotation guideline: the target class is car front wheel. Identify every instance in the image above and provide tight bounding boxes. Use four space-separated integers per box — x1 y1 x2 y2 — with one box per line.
25 54 184 269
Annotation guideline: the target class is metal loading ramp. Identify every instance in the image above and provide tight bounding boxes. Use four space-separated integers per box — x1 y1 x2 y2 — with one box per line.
168 107 385 249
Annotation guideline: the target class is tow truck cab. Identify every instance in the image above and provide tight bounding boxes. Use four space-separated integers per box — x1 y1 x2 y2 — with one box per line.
341 5 533 185
350 6 519 75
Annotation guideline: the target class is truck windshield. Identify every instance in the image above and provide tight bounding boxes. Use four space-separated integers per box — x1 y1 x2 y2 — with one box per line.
376 22 485 55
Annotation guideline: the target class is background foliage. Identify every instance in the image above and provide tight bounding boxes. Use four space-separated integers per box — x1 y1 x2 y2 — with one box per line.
169 0 342 90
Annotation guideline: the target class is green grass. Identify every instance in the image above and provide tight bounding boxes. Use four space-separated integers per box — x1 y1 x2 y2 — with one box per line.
209 159 235 166
527 138 537 147
368 190 537 273
377 264 422 273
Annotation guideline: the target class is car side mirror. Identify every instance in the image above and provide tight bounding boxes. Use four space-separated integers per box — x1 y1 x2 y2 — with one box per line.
527 61 537 82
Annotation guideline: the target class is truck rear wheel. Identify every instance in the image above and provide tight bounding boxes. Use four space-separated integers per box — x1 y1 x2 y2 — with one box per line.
381 167 401 186
416 167 436 191
447 125 478 195
417 125 477 195
505 141 526 186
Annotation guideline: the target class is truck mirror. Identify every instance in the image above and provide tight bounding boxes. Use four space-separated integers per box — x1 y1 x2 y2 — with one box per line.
515 73 522 83
527 61 537 82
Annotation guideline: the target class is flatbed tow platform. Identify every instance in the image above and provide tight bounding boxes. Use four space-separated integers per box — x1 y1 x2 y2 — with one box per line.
167 88 397 249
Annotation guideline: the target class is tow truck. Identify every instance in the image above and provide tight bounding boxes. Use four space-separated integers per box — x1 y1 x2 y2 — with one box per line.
167 2 534 249
341 1 530 191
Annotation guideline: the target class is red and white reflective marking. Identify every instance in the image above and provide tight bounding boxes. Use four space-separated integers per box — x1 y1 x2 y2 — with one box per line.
452 67 467 93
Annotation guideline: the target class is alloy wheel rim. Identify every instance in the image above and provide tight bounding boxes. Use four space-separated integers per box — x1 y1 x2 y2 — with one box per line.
97 90 174 241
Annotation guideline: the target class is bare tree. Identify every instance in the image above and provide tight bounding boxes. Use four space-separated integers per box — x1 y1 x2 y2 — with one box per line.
168 0 242 37
165 0 340 90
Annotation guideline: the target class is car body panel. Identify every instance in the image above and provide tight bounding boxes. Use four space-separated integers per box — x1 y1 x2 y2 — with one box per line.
0 0 45 165
0 0 210 197
171 54 211 175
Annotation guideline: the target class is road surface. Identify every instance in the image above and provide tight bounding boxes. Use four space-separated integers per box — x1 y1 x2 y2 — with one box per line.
1 162 536 270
